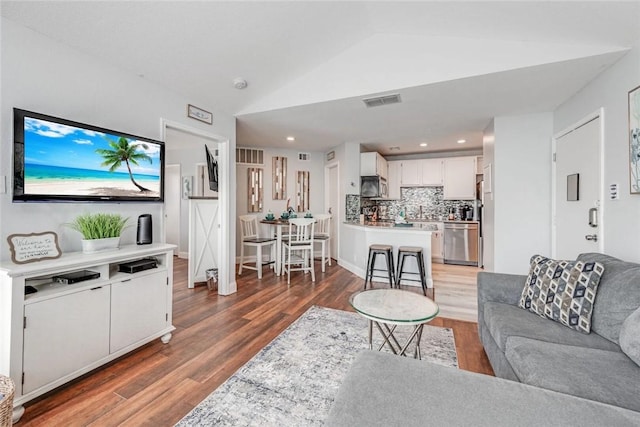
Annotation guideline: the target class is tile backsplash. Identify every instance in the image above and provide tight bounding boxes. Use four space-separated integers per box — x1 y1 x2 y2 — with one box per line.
361 187 475 221
345 194 361 221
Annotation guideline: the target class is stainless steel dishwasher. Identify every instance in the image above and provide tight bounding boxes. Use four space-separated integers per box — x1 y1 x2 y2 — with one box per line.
444 222 479 266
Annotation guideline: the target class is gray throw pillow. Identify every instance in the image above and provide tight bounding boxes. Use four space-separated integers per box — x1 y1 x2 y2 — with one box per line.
519 255 605 333
577 253 640 343
619 306 640 366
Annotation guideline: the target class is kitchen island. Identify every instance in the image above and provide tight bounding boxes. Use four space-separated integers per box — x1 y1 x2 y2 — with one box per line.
341 221 435 289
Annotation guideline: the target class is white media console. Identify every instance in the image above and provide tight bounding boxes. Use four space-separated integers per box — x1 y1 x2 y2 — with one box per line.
0 243 176 422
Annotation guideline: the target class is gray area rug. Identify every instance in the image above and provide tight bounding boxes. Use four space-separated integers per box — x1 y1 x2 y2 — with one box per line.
176 305 457 426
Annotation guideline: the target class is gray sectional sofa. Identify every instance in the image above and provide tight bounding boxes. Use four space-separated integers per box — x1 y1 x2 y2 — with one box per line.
327 252 640 426
478 252 640 412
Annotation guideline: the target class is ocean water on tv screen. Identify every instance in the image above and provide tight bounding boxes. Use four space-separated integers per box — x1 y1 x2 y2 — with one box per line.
24 163 158 182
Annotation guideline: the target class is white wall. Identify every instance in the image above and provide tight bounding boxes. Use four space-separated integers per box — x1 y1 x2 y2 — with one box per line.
235 147 324 256
483 113 553 274
333 141 367 270
554 42 640 262
0 18 235 259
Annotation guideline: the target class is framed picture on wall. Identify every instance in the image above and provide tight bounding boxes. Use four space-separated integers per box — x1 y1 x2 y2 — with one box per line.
182 175 193 199
629 85 640 194
187 104 213 125
567 173 579 201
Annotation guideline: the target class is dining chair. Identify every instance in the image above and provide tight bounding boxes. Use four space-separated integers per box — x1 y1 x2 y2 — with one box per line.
238 214 276 279
313 214 332 272
281 217 315 285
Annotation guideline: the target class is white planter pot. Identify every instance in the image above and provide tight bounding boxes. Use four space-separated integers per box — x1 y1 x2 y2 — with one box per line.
81 237 120 254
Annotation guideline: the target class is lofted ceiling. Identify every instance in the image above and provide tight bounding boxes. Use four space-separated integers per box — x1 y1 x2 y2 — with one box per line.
2 1 640 155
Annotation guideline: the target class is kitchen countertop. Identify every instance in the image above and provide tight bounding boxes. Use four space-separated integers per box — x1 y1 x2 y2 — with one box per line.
404 219 479 224
344 221 438 231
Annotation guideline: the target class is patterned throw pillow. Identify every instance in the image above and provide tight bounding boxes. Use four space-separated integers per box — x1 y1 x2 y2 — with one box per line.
518 255 605 333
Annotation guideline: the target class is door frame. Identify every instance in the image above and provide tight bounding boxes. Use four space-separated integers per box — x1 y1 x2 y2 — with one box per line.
551 108 605 257
164 163 181 256
324 161 340 261
161 119 236 296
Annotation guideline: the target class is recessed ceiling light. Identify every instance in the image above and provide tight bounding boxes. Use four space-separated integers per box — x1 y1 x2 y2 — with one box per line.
286 136 295 141
419 143 428 147
457 139 466 144
389 146 401 151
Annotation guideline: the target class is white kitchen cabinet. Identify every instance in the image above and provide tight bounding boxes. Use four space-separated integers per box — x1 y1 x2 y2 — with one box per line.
0 244 175 422
421 159 444 186
378 154 388 180
443 157 477 200
400 160 421 185
23 286 111 394
401 159 443 186
476 156 484 174
387 160 401 199
110 271 168 353
360 152 388 180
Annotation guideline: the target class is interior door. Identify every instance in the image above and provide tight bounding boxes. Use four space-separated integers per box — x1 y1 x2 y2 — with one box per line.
554 116 602 259
325 163 339 260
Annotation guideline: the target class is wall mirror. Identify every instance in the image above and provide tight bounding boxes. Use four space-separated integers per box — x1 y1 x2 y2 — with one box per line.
296 170 310 212
248 167 263 212
272 156 287 200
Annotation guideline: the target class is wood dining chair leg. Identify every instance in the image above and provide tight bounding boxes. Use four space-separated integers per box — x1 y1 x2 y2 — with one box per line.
256 244 263 279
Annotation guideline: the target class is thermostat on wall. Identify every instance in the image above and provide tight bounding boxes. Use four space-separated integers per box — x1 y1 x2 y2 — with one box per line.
609 183 619 200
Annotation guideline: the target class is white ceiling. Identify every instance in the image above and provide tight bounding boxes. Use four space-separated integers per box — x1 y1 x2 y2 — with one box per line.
3 1 640 155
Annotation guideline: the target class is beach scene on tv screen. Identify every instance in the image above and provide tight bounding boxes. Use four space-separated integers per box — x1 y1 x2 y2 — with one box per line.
23 117 161 198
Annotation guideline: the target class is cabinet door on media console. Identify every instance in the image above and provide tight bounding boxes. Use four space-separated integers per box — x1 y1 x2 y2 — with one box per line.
22 286 111 394
110 271 168 353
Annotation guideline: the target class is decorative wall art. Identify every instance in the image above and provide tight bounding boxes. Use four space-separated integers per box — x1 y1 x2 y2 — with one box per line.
272 156 287 200
296 171 310 212
248 167 264 213
567 173 579 201
187 104 213 125
182 175 193 199
629 85 640 194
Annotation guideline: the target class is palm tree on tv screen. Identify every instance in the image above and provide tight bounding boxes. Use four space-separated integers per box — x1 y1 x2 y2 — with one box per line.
96 137 152 192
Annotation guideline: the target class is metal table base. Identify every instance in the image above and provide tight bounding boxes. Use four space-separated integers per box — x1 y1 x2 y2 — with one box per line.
368 320 425 359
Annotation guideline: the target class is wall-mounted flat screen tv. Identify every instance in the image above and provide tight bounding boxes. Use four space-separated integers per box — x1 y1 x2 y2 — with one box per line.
13 108 164 203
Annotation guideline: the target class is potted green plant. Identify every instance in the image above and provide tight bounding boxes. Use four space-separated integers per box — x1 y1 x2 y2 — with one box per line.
68 213 129 253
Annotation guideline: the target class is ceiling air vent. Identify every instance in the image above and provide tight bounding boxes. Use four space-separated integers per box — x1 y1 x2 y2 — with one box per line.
236 147 264 165
362 93 402 108
298 152 311 161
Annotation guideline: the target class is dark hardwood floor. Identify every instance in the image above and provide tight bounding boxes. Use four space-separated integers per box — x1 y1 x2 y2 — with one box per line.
18 258 493 426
